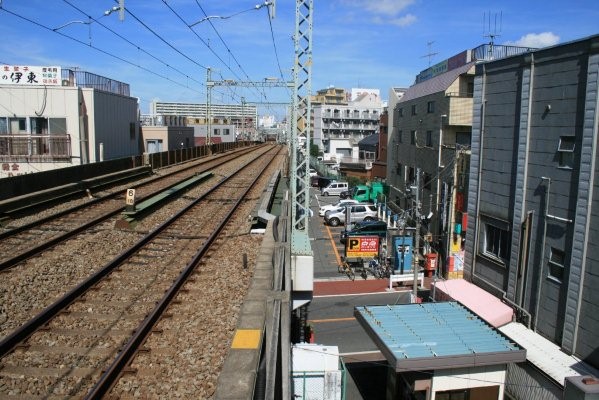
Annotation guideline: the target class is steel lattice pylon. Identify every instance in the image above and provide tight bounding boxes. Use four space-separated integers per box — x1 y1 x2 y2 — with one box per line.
290 0 313 255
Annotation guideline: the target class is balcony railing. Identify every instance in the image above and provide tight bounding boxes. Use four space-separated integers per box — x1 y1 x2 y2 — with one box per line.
338 156 374 170
0 134 72 161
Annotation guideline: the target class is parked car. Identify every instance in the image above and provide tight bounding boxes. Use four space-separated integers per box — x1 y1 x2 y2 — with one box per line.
309 168 318 177
324 203 378 227
321 181 349 196
339 189 352 199
319 199 359 217
317 177 337 190
310 175 321 187
340 220 388 244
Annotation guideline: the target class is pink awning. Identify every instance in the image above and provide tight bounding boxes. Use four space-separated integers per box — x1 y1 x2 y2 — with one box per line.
431 278 513 327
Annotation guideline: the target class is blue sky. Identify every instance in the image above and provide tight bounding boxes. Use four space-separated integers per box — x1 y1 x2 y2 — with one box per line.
1 0 598 116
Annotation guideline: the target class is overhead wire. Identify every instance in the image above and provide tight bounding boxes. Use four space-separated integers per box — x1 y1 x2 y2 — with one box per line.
62 0 204 89
160 0 247 103
191 0 271 102
0 6 201 95
266 5 291 97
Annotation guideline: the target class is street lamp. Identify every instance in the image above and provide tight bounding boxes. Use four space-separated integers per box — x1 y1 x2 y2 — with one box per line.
188 1 273 27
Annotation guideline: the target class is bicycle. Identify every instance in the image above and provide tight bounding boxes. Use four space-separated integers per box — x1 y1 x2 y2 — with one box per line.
368 257 391 279
338 257 356 281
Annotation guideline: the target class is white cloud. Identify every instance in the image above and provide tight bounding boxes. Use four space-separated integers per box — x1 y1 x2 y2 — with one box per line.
341 0 414 16
371 13 417 27
389 14 417 27
506 32 560 48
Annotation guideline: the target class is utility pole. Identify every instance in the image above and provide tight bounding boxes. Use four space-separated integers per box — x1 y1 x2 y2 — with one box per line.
206 67 212 146
413 168 421 300
241 96 246 140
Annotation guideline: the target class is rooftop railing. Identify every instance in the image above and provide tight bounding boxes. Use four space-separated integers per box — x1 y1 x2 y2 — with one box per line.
471 43 536 62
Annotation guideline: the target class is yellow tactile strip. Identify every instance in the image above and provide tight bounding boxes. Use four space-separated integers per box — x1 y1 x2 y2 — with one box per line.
231 329 261 349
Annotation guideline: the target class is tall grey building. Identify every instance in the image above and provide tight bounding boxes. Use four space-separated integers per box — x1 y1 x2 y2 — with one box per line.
466 34 599 372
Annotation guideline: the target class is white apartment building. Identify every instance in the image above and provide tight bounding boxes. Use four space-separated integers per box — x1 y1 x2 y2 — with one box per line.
311 88 383 161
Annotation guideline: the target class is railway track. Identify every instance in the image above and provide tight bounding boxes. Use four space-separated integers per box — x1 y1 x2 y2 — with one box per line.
0 144 283 398
0 145 274 340
0 145 264 271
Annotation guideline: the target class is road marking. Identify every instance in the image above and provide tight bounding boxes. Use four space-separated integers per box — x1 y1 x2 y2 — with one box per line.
231 329 261 349
308 317 355 323
325 223 343 266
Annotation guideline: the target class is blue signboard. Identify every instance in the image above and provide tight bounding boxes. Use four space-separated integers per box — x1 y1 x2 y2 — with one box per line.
393 235 413 273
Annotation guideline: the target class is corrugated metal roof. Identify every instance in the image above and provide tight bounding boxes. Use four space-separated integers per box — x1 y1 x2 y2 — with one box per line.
499 322 599 386
398 62 475 103
355 302 526 372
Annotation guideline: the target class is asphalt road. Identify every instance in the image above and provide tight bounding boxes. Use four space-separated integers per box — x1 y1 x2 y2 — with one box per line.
306 188 413 399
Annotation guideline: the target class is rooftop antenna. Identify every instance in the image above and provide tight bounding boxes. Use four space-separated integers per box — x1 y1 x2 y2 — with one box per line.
421 41 438 67
483 11 502 59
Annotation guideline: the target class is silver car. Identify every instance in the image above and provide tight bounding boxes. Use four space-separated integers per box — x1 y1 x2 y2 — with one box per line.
319 199 359 217
324 204 378 227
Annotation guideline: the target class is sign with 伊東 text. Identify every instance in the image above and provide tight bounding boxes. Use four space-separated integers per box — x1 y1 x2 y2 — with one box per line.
1 65 62 86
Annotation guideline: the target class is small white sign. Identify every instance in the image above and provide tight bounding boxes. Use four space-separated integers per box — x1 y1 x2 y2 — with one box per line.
125 189 136 206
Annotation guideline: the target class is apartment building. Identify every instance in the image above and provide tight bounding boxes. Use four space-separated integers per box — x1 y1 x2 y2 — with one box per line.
311 87 383 165
149 101 257 141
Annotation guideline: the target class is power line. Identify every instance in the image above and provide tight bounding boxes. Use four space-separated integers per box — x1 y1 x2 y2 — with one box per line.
0 6 201 95
266 5 290 96
62 0 204 89
192 0 271 102
114 0 209 71
160 0 249 103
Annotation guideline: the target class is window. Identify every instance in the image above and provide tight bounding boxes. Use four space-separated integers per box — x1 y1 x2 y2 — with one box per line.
213 128 220 136
408 166 415 183
424 172 432 190
223 129 230 135
548 247 565 282
9 117 26 134
396 162 402 175
436 389 470 400
398 108 403 117
483 222 509 262
426 130 433 147
49 118 67 135
410 130 416 145
557 136 575 168
427 101 435 113
129 122 136 139
411 105 417 116
398 130 403 143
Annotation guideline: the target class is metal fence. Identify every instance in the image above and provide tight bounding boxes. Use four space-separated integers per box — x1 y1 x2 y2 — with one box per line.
471 44 536 62
0 134 71 161
291 360 347 400
61 69 130 96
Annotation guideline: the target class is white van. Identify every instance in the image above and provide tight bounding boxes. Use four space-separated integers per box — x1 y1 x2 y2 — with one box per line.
321 181 348 196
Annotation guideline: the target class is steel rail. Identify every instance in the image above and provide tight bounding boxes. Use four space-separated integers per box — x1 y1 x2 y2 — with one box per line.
0 146 262 271
0 146 278 359
87 146 282 398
